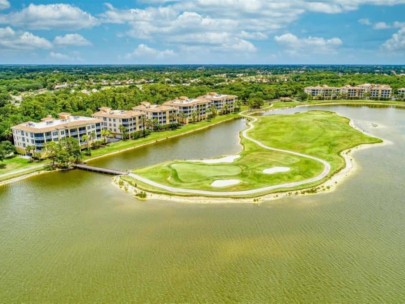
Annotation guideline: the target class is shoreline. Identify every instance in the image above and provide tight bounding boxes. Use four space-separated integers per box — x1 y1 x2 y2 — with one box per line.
115 110 387 204
85 115 240 163
0 115 239 187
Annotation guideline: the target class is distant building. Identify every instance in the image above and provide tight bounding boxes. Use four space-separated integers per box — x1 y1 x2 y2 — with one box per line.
163 96 210 124
397 88 405 98
163 92 237 123
92 107 145 138
201 92 238 113
304 85 340 99
305 84 392 99
12 113 103 154
133 102 178 128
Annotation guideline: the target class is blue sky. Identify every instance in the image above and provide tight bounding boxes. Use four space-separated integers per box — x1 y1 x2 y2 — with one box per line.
0 0 404 64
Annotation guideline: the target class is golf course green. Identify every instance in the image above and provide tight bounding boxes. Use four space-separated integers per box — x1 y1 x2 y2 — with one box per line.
122 110 382 197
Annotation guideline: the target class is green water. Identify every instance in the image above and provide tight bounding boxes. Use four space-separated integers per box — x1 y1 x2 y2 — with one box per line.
1 108 404 303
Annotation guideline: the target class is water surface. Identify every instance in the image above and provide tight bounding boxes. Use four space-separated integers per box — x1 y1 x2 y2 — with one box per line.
0 108 404 303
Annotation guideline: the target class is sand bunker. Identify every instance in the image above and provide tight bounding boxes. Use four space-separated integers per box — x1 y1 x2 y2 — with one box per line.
211 179 241 188
263 167 290 174
191 155 240 164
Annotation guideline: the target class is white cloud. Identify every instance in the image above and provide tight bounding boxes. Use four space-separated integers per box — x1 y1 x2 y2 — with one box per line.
358 18 372 26
275 33 342 54
49 51 83 63
382 27 405 52
0 4 98 30
102 0 403 57
54 34 91 46
125 44 175 59
359 19 405 30
0 0 10 11
0 27 52 50
373 22 391 30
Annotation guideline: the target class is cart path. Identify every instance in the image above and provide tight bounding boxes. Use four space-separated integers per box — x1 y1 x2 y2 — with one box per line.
128 110 331 197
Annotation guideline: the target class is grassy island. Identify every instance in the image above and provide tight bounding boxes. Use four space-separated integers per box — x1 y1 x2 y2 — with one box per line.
122 110 382 198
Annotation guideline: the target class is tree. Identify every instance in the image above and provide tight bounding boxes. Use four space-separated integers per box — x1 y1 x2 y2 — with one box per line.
101 129 111 144
45 141 58 168
248 97 264 109
25 145 35 160
191 111 197 123
119 125 128 140
0 141 15 157
210 105 217 119
81 134 91 155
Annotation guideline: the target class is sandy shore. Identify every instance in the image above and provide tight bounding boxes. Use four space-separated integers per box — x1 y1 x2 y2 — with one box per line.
115 112 389 204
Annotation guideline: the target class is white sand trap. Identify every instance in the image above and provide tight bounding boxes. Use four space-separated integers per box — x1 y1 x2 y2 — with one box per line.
211 179 241 188
263 167 291 174
191 155 240 164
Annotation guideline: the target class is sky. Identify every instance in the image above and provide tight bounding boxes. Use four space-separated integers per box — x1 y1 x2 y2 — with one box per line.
0 0 404 64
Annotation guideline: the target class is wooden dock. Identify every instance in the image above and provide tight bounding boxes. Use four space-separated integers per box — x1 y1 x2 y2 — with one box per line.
73 164 127 176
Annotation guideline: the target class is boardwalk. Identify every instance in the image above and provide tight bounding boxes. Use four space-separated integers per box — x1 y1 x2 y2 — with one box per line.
73 164 127 176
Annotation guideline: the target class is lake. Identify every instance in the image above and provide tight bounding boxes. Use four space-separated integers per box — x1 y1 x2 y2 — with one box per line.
0 106 404 303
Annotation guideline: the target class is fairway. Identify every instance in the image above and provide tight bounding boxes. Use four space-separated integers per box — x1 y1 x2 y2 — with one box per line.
124 110 382 197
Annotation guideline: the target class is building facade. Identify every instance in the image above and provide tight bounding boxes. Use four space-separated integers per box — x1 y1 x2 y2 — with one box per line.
304 86 341 98
92 107 145 138
133 102 178 129
163 93 238 124
12 113 103 154
396 88 405 99
305 84 392 99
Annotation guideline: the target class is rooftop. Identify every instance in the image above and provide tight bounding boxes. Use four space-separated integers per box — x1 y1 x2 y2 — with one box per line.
13 113 102 133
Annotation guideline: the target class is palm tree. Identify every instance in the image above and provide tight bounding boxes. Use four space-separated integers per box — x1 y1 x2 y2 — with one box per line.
145 118 153 131
101 129 111 144
210 105 217 119
81 134 91 155
152 118 160 131
119 125 128 140
191 111 197 123
25 145 35 160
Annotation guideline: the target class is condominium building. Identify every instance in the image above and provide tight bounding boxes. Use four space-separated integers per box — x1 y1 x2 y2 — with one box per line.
305 84 392 99
163 96 210 124
133 102 178 128
12 113 103 154
304 85 341 98
397 88 405 98
163 93 237 124
370 85 392 99
92 107 145 138
341 84 392 99
201 92 238 113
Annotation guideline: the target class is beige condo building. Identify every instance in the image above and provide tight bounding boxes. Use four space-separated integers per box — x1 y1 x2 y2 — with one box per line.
92 107 145 138
133 102 178 128
12 113 103 155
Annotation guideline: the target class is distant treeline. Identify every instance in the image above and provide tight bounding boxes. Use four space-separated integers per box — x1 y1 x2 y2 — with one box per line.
1 65 405 142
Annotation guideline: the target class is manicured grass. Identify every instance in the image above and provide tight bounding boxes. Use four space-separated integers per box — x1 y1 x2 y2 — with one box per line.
0 157 48 182
130 110 381 195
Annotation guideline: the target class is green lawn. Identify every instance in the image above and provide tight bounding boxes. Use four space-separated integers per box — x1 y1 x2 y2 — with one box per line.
0 157 48 182
129 110 381 195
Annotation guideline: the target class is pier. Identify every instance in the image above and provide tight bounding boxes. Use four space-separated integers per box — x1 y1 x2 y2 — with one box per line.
73 164 127 176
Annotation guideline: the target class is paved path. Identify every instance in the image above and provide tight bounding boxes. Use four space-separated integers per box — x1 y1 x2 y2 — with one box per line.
128 111 331 197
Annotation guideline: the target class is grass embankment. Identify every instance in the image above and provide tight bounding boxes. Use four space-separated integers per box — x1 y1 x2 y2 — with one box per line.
0 157 48 183
126 110 381 196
